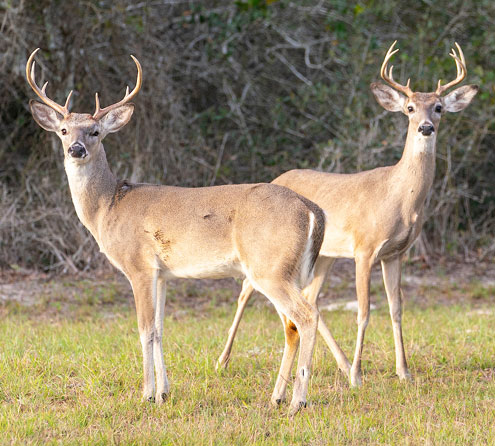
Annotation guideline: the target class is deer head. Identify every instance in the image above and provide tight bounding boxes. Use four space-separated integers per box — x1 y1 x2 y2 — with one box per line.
27 48 142 164
371 41 478 137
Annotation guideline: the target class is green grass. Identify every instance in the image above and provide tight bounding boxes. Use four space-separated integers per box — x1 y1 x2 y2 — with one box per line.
0 284 494 445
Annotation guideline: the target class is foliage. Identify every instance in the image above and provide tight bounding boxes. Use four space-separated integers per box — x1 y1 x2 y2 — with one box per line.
0 0 494 271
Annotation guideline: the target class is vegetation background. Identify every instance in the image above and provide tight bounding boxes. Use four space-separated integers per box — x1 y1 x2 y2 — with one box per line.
1 2 494 444
0 0 494 272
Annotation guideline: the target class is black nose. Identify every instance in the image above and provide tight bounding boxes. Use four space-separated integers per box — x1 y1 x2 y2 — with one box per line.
68 143 87 158
418 123 434 136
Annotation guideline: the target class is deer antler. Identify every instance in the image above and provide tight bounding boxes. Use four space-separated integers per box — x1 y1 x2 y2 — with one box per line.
92 55 142 120
380 41 413 98
26 48 73 117
435 42 467 95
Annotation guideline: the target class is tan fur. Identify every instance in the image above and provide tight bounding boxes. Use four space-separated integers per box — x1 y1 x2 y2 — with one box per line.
27 53 327 415
216 48 478 388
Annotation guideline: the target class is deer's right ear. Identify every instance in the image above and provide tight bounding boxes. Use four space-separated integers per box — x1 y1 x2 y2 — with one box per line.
29 100 63 132
370 83 406 113
99 103 135 136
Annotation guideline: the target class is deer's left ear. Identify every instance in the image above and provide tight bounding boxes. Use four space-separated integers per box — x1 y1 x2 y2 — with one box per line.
99 103 135 135
443 85 479 112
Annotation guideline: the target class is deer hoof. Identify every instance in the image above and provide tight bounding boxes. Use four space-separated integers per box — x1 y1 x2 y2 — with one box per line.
288 401 306 417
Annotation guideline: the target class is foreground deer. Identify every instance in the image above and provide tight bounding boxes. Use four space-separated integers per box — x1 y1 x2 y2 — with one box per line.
26 49 326 415
217 42 478 387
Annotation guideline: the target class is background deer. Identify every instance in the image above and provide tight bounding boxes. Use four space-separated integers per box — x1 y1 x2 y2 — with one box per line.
216 42 478 387
26 49 326 415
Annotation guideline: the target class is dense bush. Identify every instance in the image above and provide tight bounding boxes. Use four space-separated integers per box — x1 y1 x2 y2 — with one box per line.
0 0 494 272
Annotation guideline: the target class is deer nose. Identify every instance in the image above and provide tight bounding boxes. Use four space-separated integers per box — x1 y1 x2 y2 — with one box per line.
68 143 87 159
418 123 434 136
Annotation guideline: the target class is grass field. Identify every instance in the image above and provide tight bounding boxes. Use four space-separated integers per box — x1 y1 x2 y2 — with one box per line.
0 265 494 445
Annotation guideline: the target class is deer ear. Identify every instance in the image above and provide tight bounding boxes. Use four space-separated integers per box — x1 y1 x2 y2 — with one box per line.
370 83 406 113
29 100 63 132
442 85 479 112
99 103 135 135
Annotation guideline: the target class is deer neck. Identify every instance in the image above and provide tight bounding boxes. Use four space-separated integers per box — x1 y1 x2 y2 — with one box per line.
64 144 117 240
393 121 437 215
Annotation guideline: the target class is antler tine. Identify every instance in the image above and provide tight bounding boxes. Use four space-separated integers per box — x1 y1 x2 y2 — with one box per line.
380 41 413 97
435 42 467 96
454 42 466 73
26 48 72 117
94 92 101 117
64 90 74 110
92 55 142 120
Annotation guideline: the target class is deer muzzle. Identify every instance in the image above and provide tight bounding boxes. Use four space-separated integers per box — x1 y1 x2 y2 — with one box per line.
68 143 87 159
418 122 434 136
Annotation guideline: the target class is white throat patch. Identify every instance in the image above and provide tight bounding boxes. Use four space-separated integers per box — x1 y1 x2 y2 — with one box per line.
413 133 437 155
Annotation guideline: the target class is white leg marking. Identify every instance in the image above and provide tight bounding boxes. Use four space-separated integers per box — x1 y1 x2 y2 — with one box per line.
140 329 155 401
299 211 315 287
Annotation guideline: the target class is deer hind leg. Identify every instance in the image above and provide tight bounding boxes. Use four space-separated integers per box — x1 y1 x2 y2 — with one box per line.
350 254 373 388
287 295 319 417
216 278 255 371
302 257 351 378
381 256 411 381
252 279 318 416
271 311 300 407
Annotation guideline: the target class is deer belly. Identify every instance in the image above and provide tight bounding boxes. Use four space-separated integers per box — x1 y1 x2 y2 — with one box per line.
154 237 239 279
167 259 242 279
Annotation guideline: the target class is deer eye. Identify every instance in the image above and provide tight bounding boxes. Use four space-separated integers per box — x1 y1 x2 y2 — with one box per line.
435 105 442 113
61 128 67 135
407 106 414 113
91 131 99 137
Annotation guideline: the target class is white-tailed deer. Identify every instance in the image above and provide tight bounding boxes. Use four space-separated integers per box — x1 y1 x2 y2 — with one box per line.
216 42 478 387
26 49 326 415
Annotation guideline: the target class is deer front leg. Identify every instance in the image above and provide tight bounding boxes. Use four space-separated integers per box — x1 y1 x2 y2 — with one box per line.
154 276 170 403
381 256 411 381
130 272 164 403
350 254 373 387
216 279 254 371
